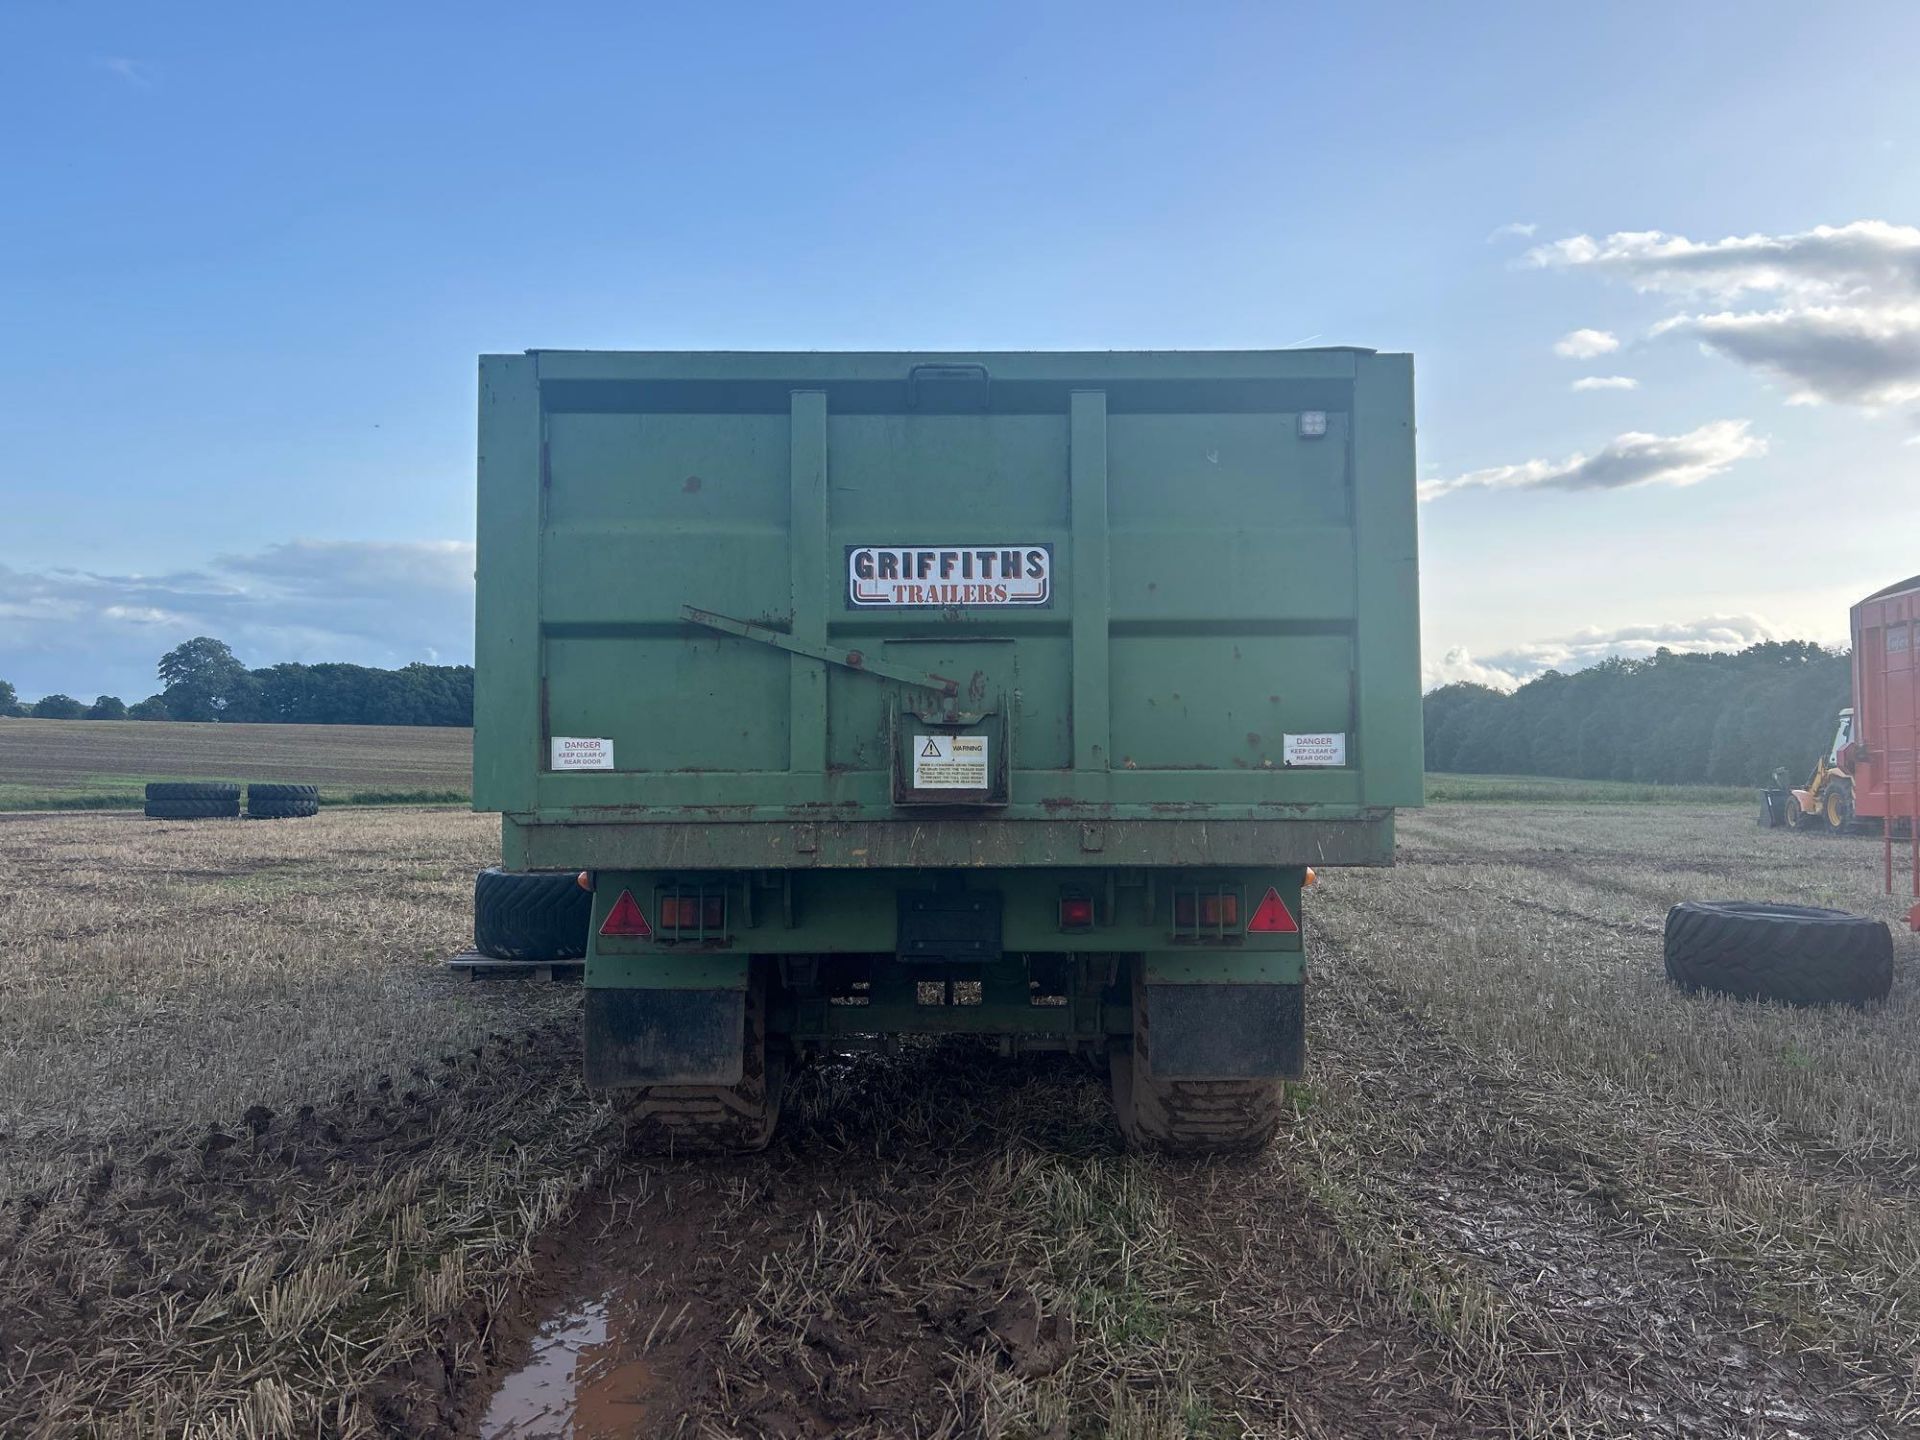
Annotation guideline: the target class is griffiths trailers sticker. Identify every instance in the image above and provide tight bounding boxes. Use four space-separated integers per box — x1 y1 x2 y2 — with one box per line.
847 545 1052 608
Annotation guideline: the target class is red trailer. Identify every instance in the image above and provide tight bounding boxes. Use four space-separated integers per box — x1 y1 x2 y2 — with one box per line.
1849 575 1920 924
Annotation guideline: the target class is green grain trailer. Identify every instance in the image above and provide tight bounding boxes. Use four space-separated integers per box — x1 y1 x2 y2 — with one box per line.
474 350 1421 1153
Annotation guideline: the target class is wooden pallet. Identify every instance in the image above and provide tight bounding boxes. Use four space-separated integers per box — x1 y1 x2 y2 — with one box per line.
445 948 583 982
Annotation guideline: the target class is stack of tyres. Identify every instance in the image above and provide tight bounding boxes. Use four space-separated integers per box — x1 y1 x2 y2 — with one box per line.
144 783 240 820
247 783 320 819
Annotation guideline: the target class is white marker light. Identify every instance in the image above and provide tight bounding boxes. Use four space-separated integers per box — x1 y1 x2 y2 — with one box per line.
1298 410 1328 438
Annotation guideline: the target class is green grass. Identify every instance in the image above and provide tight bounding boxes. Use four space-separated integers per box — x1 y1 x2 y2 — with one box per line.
1424 772 1754 805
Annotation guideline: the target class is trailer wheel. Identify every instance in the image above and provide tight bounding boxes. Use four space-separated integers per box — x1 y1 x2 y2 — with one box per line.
1109 966 1287 1155
473 868 592 961
1665 901 1892 1007
612 977 786 1155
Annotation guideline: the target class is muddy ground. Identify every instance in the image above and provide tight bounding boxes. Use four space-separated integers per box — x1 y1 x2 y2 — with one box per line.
4 805 1919 1437
468 807 1920 1439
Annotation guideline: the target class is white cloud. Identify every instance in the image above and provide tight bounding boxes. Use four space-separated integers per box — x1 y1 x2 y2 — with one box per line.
1570 375 1639 392
1530 221 1920 414
1420 419 1765 501
1487 221 1538 242
0 540 474 701
1425 615 1785 691
1526 221 1920 302
1653 303 1920 408
1553 328 1619 359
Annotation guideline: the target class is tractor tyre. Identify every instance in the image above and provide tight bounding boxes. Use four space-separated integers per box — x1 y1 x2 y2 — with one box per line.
612 976 786 1155
248 783 319 805
1785 795 1811 831
1664 901 1892 1007
144 783 240 819
472 867 592 962
247 784 321 819
1109 965 1287 1155
1823 783 1856 835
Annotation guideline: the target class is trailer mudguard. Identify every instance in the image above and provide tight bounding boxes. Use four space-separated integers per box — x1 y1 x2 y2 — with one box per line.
584 988 745 1087
1144 981 1304 1079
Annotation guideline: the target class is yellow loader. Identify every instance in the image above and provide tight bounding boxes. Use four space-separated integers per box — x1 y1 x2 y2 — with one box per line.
1769 710 1856 834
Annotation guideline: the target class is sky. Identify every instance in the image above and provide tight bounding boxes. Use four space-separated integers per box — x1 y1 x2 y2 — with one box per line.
2 2 1917 702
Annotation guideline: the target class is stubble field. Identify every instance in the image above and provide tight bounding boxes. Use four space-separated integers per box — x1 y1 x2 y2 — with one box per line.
2 803 1917 1438
0 719 473 808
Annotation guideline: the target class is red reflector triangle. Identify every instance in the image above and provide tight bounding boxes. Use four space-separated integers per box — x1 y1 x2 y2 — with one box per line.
599 889 652 938
1246 887 1298 934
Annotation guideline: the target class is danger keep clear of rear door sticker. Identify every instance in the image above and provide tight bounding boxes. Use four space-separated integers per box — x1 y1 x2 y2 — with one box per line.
550 737 614 770
1282 733 1346 767
913 734 988 789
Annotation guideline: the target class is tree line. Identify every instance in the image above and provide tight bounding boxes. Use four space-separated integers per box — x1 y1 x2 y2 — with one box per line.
1424 641 1852 787
0 638 473 727
1 634 1856 771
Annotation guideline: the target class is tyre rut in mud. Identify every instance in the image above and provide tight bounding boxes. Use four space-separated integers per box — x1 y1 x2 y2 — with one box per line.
1664 900 1892 1007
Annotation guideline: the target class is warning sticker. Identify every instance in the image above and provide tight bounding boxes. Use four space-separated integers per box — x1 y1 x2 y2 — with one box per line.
913 734 988 789
550 737 614 770
1283 733 1346 767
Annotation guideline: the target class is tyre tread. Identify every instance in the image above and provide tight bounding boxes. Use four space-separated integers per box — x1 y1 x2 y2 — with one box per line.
1664 900 1892 1006
473 868 592 961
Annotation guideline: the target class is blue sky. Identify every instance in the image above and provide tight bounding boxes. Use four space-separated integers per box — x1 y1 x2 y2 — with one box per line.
3 2 1917 701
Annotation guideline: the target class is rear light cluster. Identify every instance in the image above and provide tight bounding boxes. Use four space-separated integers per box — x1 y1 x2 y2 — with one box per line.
1058 894 1095 930
658 893 725 931
1168 885 1298 938
596 885 730 940
1173 892 1240 928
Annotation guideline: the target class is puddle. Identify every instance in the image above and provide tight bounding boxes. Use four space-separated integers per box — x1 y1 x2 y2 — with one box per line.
479 1295 662 1439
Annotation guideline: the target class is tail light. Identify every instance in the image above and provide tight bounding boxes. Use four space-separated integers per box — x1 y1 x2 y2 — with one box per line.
1172 892 1239 928
1170 886 1242 940
656 888 726 936
1058 893 1095 930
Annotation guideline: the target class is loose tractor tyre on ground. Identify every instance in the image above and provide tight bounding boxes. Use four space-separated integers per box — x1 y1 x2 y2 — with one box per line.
474 350 1423 1153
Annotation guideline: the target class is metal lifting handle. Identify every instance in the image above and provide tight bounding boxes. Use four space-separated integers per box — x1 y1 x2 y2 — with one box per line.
906 361 991 408
680 605 959 697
